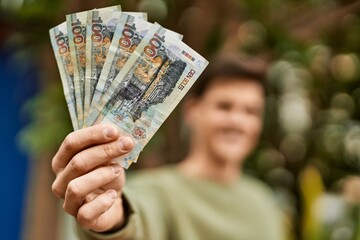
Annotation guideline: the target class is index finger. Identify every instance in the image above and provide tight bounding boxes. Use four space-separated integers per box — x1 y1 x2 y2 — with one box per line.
52 124 119 174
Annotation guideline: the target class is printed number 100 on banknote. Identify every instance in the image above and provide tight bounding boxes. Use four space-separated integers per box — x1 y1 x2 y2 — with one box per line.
49 22 79 130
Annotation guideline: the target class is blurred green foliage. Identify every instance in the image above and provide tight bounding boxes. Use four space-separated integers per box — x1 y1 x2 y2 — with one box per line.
17 83 72 158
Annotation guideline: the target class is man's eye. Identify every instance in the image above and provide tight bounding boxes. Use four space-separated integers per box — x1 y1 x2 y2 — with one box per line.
216 102 232 111
246 107 262 116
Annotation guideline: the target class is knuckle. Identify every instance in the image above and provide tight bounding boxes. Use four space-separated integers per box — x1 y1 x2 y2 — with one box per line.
99 167 114 183
63 132 78 152
85 193 97 203
88 127 98 143
103 143 114 158
67 180 82 198
98 196 112 212
62 201 77 217
62 201 69 213
62 201 72 215
51 181 63 199
77 208 92 226
70 156 88 173
51 157 59 174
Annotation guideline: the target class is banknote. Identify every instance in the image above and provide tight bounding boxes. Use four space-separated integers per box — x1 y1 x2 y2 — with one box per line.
84 7 147 121
66 6 122 128
50 6 208 169
67 11 88 128
89 23 209 167
89 13 152 111
83 6 121 122
90 13 183 123
49 22 79 130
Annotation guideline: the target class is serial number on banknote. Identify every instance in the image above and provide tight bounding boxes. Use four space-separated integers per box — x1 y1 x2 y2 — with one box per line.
178 69 196 90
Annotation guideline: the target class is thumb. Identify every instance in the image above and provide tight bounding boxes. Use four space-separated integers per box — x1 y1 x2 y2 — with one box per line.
77 189 122 232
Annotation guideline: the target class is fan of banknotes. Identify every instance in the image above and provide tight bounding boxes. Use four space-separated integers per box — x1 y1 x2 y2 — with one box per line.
49 5 208 168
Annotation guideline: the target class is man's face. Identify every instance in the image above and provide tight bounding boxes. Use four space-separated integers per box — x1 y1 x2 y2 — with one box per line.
187 77 264 165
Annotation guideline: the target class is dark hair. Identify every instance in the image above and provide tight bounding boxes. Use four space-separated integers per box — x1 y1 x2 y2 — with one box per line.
190 53 267 98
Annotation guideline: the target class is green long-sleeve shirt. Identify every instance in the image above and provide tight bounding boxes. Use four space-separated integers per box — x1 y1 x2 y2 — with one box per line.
78 165 284 240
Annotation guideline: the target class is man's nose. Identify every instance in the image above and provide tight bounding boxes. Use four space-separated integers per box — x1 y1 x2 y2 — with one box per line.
228 110 247 126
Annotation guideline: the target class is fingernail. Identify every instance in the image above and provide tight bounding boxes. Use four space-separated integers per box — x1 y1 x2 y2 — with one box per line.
103 126 117 138
119 137 133 151
112 164 122 174
108 190 117 199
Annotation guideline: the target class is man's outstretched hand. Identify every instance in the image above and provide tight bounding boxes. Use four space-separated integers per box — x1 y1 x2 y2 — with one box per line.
51 124 133 232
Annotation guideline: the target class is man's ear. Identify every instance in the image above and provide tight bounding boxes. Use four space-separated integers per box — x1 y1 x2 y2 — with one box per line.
182 97 200 127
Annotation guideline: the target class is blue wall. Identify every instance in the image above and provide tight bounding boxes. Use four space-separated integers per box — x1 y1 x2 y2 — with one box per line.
0 47 38 240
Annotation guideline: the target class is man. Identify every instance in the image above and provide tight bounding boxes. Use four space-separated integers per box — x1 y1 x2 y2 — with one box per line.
51 54 285 240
